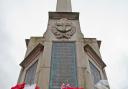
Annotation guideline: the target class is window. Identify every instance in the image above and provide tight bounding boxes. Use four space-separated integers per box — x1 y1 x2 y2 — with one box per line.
25 61 38 85
89 61 101 84
50 42 78 89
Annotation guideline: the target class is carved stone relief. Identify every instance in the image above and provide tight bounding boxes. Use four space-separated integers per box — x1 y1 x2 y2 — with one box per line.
51 18 76 39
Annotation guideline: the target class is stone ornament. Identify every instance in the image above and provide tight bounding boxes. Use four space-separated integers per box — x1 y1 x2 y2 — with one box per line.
51 18 76 39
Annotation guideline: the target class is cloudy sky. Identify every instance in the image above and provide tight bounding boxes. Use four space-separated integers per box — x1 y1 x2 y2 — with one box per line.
0 0 128 89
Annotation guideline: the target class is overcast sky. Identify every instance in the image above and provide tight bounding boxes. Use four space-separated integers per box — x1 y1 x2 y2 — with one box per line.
0 0 128 89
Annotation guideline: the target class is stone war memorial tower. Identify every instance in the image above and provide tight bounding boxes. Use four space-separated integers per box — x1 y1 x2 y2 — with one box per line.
18 0 108 89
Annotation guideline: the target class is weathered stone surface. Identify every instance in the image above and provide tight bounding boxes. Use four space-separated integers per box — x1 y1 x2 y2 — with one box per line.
56 0 72 12
18 1 108 89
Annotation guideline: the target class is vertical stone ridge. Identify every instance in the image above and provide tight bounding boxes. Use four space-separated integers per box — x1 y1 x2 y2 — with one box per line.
56 0 72 12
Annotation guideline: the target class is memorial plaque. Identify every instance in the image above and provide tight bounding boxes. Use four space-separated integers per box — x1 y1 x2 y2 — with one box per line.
49 42 78 89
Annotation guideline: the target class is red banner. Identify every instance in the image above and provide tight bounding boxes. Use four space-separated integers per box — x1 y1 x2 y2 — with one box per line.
11 83 40 89
11 82 25 89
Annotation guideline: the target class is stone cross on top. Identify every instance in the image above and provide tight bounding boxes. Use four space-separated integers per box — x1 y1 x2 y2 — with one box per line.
56 0 72 12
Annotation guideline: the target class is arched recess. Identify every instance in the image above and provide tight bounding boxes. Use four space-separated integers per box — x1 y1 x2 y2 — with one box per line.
84 44 106 69
84 44 106 84
18 43 44 84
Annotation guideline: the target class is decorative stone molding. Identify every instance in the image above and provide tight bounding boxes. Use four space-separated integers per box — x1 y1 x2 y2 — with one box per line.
84 38 97 44
51 18 76 39
20 43 44 68
84 44 106 69
49 12 79 20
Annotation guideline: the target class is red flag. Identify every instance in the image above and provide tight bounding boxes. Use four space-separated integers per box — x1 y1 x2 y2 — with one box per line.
11 82 25 89
11 83 40 89
35 85 40 89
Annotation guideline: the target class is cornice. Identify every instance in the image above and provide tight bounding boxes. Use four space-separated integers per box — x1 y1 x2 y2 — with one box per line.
49 12 79 20
84 44 106 69
20 43 44 68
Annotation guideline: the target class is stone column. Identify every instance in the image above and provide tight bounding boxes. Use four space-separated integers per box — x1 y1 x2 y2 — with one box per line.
56 0 72 12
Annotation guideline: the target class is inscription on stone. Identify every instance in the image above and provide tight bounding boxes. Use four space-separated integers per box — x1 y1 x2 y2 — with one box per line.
49 42 78 89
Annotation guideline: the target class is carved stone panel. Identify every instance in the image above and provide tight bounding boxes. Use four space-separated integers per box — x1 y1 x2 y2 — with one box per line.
51 18 76 39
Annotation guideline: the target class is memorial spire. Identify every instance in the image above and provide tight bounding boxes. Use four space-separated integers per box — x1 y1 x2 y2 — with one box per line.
56 0 72 12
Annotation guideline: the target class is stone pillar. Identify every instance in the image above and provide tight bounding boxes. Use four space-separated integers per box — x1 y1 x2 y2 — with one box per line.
56 0 72 12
